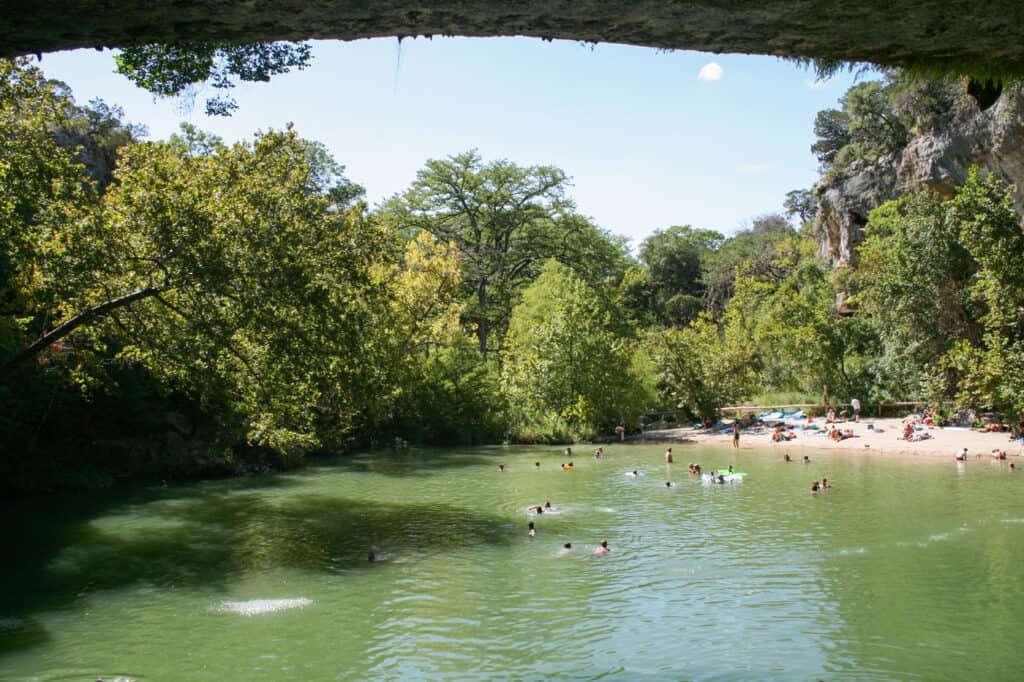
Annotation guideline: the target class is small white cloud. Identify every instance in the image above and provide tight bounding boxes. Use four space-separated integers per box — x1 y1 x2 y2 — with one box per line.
804 78 828 90
736 162 774 174
698 61 724 81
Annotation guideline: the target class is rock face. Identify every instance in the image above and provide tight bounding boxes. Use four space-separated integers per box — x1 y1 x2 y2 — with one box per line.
814 85 1024 267
5 1 1024 75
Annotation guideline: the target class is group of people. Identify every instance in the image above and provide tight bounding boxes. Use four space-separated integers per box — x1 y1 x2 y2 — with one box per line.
828 426 855 442
772 425 797 442
900 421 933 442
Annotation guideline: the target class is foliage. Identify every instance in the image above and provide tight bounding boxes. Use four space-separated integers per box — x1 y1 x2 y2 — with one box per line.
115 42 312 116
637 225 723 327
646 314 758 421
501 261 654 440
384 150 630 359
852 190 982 384
702 214 797 314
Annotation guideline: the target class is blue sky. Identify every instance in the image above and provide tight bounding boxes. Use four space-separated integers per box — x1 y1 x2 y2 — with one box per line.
36 38 860 246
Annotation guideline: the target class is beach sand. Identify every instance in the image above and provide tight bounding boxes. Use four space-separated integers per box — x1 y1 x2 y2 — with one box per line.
643 417 1022 459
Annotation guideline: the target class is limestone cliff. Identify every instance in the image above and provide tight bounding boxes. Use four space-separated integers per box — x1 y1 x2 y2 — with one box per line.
814 84 1024 267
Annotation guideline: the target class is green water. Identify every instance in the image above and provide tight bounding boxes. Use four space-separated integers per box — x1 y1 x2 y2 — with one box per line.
2 445 1023 680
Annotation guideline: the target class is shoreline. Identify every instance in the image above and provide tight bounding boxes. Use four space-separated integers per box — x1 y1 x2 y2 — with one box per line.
635 417 1022 459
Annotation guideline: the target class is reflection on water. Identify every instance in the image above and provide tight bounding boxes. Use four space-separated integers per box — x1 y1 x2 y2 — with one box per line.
1 445 1022 680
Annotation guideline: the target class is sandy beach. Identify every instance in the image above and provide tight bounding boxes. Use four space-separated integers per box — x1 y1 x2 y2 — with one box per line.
643 417 1023 459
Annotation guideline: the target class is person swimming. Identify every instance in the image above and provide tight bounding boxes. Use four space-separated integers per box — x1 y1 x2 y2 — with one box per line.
368 552 376 562
535 461 541 469
716 474 726 484
820 477 830 489
727 465 734 473
802 455 811 464
627 469 639 478
528 521 536 537
564 447 573 457
784 454 792 462
594 540 610 555
594 447 603 459
665 447 673 463
544 501 552 510
811 481 820 493
665 481 675 488
498 464 505 472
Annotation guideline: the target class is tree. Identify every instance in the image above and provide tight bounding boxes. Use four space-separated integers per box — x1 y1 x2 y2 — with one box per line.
647 314 758 421
942 169 1024 423
702 214 796 314
114 42 312 116
384 150 629 359
784 188 817 226
16 127 450 458
502 261 654 440
853 190 981 378
637 225 723 327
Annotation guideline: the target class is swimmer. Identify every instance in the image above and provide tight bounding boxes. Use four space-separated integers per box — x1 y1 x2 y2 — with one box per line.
811 481 820 493
820 477 830 489
784 453 792 462
560 542 573 555
498 464 505 472
1011 462 1016 470
528 521 536 537
716 474 726 484
535 461 541 469
802 455 811 464
955 447 969 461
368 551 376 562
594 540 610 555
665 447 673 463
627 470 639 478
544 501 552 510
564 447 573 457
563 462 574 471
665 481 675 488
530 504 544 514
594 447 603 459
727 465 734 473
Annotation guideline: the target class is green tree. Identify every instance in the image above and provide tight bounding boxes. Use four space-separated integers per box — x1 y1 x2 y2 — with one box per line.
384 150 629 359
14 128 448 459
647 314 758 421
943 169 1024 423
702 214 796 314
502 261 654 440
637 225 723 327
853 191 981 379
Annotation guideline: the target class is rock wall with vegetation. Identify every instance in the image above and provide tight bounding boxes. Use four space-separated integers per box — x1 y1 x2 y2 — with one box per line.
813 78 1024 266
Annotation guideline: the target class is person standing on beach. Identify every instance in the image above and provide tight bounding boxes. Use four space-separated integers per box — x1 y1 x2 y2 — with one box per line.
732 421 740 449
851 397 861 422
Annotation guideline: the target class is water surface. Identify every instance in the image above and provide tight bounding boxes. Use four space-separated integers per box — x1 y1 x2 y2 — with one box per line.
1 445 1022 680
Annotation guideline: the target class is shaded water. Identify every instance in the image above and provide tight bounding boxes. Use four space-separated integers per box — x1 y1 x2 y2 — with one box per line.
2 444 1023 680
